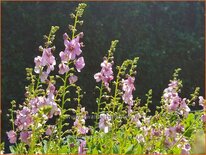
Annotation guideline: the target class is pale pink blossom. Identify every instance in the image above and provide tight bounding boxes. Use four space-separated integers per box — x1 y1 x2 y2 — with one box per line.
15 107 33 130
46 126 53 136
34 56 42 73
179 98 190 117
165 127 177 138
94 72 102 82
94 60 114 88
122 76 135 114
122 76 135 92
40 71 48 82
199 96 205 107
59 51 70 63
7 130 17 144
78 139 86 154
69 75 78 84
75 57 85 72
20 131 31 144
99 113 112 133
58 63 69 74
46 97 61 118
73 119 88 135
201 114 206 123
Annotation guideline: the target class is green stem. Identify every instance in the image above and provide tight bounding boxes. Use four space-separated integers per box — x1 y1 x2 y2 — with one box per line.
95 82 103 128
56 11 78 152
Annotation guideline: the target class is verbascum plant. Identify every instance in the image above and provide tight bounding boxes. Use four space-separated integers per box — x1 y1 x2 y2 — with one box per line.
5 3 205 154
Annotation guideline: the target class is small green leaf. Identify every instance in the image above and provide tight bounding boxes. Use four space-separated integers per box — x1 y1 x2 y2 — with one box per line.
113 145 119 154
125 144 134 154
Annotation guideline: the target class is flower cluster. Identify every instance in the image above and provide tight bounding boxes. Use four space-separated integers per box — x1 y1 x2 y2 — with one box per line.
122 76 135 114
73 107 89 135
59 33 85 75
163 80 190 116
34 48 56 82
94 60 114 88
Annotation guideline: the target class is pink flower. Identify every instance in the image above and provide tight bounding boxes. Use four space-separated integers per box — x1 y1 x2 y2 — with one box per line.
15 107 33 130
100 61 113 77
59 51 70 63
20 131 31 144
7 130 17 144
165 127 176 138
73 120 88 135
168 80 178 88
40 71 48 82
179 98 190 117
78 139 86 154
199 96 205 107
94 72 102 82
131 114 142 127
122 76 135 113
47 83 56 100
122 91 133 106
34 56 42 73
79 126 89 135
175 124 184 133
75 57 85 72
41 48 56 66
122 76 135 92
34 48 56 81
58 63 69 74
46 126 53 136
46 97 61 118
69 75 78 84
99 113 112 133
94 60 114 88
201 114 206 123
181 144 191 154
64 35 82 60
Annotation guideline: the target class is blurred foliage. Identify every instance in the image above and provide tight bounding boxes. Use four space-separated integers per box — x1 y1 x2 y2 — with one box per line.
1 1 204 151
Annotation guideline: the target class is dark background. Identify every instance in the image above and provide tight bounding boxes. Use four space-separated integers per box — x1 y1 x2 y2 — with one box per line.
1 1 205 152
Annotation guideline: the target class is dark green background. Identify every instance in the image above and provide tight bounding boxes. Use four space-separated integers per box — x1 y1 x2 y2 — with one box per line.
1 1 205 152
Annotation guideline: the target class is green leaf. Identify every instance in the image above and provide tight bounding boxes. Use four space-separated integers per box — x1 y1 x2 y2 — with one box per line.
9 145 16 154
59 145 68 153
92 148 99 154
125 144 134 154
113 145 120 154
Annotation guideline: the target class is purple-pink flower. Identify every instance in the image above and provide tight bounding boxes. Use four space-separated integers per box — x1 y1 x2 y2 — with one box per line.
46 126 54 136
181 144 191 154
201 114 206 123
73 119 89 135
20 131 31 144
59 51 70 63
94 60 114 88
99 113 112 133
7 130 17 144
58 62 70 75
15 107 33 130
78 139 86 154
69 75 78 84
122 76 135 114
75 57 85 72
64 34 82 60
34 48 56 82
